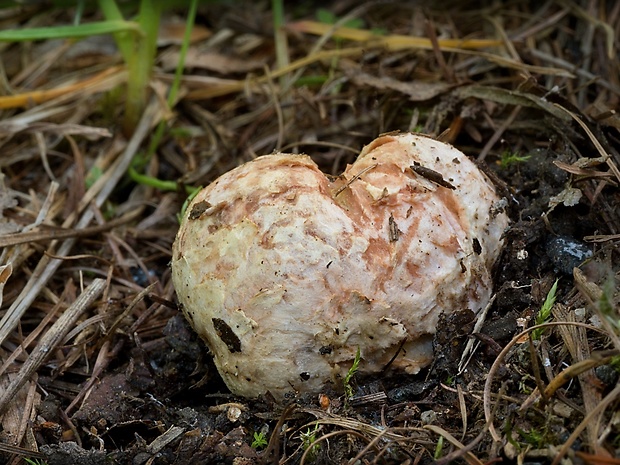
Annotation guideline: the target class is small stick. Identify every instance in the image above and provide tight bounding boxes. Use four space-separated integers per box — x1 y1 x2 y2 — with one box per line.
410 162 455 189
0 210 141 248
333 163 378 196
0 278 106 415
483 321 610 442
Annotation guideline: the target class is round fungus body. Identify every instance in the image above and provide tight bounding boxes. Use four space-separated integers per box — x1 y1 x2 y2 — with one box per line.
171 133 509 401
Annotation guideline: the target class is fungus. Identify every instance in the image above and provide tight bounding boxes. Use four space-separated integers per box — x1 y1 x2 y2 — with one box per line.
171 133 509 400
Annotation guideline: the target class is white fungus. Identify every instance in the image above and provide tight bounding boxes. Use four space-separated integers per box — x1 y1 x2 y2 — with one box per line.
172 132 509 400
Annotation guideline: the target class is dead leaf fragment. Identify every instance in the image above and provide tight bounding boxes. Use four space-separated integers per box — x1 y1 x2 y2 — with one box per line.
553 160 613 177
160 49 268 74
347 70 452 101
548 187 582 209
158 21 211 46
456 85 572 121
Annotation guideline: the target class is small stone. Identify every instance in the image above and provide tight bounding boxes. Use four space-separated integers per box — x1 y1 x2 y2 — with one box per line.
420 410 438 425
546 236 592 274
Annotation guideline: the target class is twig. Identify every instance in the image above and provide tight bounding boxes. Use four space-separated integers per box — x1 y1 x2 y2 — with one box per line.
424 424 484 465
64 339 112 416
0 96 160 347
553 103 620 184
426 19 454 83
552 382 620 465
458 295 496 374
261 403 296 465
300 429 370 465
0 209 141 248
0 282 77 377
0 278 106 415
0 442 45 460
477 105 521 162
483 321 611 441
333 163 378 196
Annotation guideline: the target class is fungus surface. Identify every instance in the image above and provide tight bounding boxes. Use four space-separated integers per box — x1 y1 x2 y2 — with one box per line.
171 133 509 400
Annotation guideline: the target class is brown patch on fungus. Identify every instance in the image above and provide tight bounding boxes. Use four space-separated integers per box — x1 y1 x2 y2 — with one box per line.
212 318 242 353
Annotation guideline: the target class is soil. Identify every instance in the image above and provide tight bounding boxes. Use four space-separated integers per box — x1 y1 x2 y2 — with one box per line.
0 1 619 465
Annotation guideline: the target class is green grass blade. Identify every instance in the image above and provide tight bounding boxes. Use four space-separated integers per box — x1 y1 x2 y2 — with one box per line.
97 0 134 62
145 0 198 158
272 0 289 87
167 0 198 108
533 279 559 340
0 20 140 42
343 347 361 400
123 0 162 132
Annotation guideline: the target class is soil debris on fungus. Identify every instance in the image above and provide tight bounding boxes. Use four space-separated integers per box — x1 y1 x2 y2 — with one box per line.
0 1 619 464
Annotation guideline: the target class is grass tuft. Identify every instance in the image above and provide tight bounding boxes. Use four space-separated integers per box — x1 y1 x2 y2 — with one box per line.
533 279 559 340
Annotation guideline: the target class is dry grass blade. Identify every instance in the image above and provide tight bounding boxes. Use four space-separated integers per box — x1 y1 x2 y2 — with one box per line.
64 340 112 416
560 0 615 59
1 362 39 460
0 442 46 460
484 321 611 441
457 85 571 120
433 415 497 465
553 103 620 184
446 47 574 77
583 233 620 242
299 429 371 465
457 384 467 440
0 96 160 348
0 210 141 248
345 428 391 465
574 268 620 350
261 403 296 465
552 382 620 465
562 268 620 458
0 278 106 415
477 106 522 161
333 163 378 196
288 20 504 49
28 181 59 230
458 295 495 374
424 424 484 465
520 350 619 411
542 351 618 399
145 425 185 455
185 46 366 100
304 409 408 441
0 67 126 110
0 282 77 378
105 282 156 343
527 47 620 94
553 160 616 179
291 20 574 76
0 121 111 138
